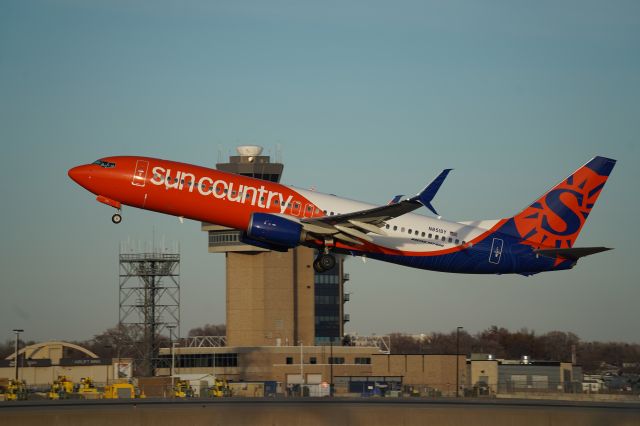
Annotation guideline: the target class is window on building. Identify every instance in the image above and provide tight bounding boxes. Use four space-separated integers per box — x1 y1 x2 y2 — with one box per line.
329 357 345 365
310 357 317 365
355 357 371 365
161 353 238 368
286 357 293 365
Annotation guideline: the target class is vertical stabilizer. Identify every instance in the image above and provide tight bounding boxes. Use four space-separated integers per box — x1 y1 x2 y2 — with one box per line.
510 156 616 249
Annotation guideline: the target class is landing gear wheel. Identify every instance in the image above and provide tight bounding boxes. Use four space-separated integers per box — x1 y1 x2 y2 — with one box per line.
112 213 122 224
313 253 336 272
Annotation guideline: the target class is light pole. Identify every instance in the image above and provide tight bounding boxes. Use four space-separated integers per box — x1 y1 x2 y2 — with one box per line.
330 337 334 397
456 326 463 398
167 325 176 396
13 329 23 382
299 340 304 396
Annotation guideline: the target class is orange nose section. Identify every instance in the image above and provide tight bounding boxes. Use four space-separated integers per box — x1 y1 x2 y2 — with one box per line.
68 165 92 187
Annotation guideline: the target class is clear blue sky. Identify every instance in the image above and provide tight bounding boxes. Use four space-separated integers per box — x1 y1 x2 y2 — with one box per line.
1 1 638 344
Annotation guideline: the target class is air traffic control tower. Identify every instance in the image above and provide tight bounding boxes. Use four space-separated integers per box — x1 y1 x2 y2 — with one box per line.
201 146 348 347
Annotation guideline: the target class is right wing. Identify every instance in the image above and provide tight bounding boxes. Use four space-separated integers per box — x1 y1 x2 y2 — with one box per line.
299 169 452 245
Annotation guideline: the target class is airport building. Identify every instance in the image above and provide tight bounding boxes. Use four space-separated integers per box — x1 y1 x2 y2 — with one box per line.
0 341 132 386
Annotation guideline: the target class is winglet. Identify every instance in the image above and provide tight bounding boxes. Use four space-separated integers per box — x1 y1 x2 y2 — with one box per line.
410 169 452 216
387 195 404 205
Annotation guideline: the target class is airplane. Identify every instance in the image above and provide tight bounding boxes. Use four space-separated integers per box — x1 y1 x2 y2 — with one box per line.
68 155 616 275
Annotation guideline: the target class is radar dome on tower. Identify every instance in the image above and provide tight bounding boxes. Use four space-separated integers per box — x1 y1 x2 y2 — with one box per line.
236 145 263 157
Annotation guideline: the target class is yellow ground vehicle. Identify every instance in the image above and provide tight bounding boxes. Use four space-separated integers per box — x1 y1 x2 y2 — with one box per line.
5 380 28 401
48 376 74 400
76 377 99 398
207 378 231 397
173 380 194 398
103 383 136 399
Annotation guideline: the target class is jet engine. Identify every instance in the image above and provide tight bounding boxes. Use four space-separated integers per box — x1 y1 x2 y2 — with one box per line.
246 213 305 249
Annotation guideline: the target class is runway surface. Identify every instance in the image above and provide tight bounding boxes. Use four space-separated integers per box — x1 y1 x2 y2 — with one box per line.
2 397 639 426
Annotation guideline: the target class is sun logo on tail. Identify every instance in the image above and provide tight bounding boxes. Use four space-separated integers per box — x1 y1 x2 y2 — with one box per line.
514 166 609 250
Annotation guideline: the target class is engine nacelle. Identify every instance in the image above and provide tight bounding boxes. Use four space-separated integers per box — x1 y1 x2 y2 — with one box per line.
240 234 290 252
247 213 304 249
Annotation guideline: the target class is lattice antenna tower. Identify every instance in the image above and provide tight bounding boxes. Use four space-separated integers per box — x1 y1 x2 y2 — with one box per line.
119 238 180 377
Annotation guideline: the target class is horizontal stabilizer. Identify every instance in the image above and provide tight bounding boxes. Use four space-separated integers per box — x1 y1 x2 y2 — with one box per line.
534 246 612 261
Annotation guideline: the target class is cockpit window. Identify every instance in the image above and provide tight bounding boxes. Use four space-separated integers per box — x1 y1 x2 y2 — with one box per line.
92 160 116 168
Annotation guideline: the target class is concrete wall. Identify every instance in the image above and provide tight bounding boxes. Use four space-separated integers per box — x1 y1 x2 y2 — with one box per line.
371 354 466 396
2 400 637 426
470 360 499 392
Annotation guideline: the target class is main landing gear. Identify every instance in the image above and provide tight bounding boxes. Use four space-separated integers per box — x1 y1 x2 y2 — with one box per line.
111 210 122 224
313 252 336 273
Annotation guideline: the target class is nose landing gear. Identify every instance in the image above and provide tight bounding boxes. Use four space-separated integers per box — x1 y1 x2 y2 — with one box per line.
112 210 122 224
96 195 123 225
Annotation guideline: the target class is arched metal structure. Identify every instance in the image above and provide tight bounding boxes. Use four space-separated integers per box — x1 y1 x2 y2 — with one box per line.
5 341 99 361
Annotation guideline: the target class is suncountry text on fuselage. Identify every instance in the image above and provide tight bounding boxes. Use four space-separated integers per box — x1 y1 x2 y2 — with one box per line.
150 166 294 214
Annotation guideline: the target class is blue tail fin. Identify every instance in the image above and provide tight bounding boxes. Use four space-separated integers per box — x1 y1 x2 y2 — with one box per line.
510 156 616 248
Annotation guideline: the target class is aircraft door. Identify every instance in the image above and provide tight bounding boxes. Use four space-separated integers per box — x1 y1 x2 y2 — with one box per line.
489 238 503 264
132 160 149 187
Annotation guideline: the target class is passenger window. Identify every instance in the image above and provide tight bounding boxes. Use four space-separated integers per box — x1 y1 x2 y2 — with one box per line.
448 237 452 243
421 232 425 237
408 229 412 234
386 224 390 229
455 239 459 244
393 225 397 231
